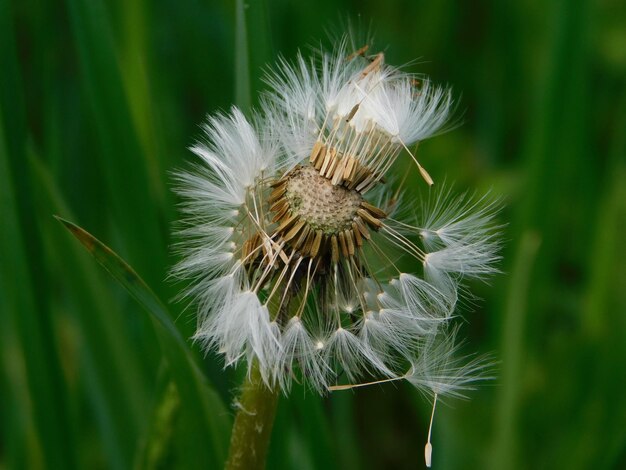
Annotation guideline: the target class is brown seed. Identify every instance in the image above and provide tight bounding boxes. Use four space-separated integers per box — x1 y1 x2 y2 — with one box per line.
332 156 350 185
302 229 316 255
310 141 324 163
351 165 370 189
319 147 333 174
344 229 355 255
310 230 323 258
269 196 286 211
345 103 360 123
338 231 349 257
293 225 311 250
283 219 306 242
352 222 363 246
326 152 340 179
361 52 384 77
271 202 289 223
270 178 286 188
276 213 299 234
343 156 356 182
314 146 327 170
345 44 369 61
357 208 383 229
418 164 434 186
354 218 371 240
322 147 338 176
356 174 375 192
361 201 387 219
268 185 287 204
331 235 340 263
242 233 261 262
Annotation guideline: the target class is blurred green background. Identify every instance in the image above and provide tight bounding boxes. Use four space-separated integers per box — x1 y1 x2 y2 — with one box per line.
1 0 625 468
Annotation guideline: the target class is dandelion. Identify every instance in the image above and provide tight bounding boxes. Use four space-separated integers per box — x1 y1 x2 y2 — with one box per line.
173 37 500 468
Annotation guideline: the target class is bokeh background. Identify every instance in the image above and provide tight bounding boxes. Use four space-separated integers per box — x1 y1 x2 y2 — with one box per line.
1 0 625 468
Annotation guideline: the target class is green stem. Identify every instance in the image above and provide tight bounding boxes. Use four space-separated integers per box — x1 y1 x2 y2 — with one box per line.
225 360 279 470
490 230 541 469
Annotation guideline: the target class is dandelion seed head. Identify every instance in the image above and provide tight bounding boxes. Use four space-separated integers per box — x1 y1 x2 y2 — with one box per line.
172 36 501 398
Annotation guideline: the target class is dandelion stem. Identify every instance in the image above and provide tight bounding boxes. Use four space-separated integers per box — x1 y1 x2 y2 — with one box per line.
225 360 279 470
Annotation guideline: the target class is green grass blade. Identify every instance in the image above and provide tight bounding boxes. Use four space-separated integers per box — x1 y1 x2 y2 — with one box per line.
55 216 181 342
490 231 541 470
245 0 273 101
234 0 251 111
30 152 153 468
330 393 361 470
0 9 78 467
582 97 626 340
134 380 180 469
55 217 232 467
267 388 337 470
290 393 336 469
564 97 626 469
118 0 168 210
0 112 76 469
64 0 167 289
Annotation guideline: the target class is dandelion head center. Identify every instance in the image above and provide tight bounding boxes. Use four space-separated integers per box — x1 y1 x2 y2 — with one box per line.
286 165 362 233
268 164 387 263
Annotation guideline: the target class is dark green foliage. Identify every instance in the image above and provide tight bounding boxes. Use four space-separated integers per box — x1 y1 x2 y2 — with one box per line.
1 0 624 468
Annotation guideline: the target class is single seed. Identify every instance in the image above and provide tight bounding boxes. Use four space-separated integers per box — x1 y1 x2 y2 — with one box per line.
361 201 387 219
319 147 334 175
270 198 286 212
283 219 306 242
357 208 383 229
242 233 261 261
276 213 299 234
345 103 360 123
356 173 375 192
271 203 289 223
345 44 369 61
351 165 370 189
310 230 323 258
310 141 324 163
331 235 339 263
314 146 326 170
268 185 287 203
293 225 311 250
332 156 350 185
338 231 349 257
327 151 341 179
343 156 356 181
302 229 316 255
361 52 384 77
418 165 434 186
352 222 363 246
354 218 371 239
344 229 355 255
